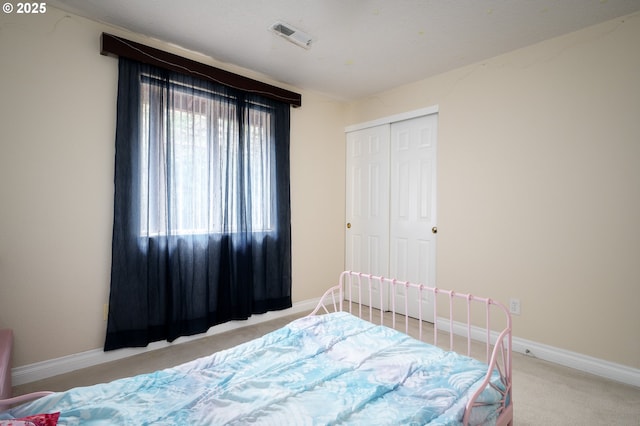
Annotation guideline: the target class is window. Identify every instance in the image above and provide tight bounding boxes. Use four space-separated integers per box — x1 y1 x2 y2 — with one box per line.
139 77 276 237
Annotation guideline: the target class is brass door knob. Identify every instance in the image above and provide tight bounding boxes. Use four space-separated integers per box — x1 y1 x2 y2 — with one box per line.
347 223 351 229
432 227 437 234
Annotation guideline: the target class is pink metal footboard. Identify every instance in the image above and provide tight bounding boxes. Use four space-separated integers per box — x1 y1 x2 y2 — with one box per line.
310 271 513 426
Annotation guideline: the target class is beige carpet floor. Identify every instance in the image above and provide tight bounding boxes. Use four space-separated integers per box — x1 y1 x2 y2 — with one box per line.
13 313 640 425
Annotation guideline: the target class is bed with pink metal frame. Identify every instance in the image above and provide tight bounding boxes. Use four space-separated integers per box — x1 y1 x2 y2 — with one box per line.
1 271 512 425
311 271 513 426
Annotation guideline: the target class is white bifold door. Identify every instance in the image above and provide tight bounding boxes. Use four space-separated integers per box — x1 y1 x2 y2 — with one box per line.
345 124 390 310
345 113 438 320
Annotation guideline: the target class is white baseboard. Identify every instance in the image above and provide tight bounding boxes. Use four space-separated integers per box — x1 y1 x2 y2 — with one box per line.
13 299 639 389
12 299 319 387
442 317 640 388
511 336 640 388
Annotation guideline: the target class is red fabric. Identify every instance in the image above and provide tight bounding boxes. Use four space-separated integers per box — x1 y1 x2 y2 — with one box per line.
0 412 59 426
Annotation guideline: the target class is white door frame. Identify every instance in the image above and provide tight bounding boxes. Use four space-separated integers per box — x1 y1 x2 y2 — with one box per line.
345 105 439 133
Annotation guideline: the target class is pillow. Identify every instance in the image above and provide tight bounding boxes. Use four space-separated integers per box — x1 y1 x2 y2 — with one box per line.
0 412 60 426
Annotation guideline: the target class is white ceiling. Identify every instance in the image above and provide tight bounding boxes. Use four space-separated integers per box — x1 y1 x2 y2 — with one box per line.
48 0 640 101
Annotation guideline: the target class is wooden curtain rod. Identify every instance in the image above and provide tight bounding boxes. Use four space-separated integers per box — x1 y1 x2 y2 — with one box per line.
100 33 302 108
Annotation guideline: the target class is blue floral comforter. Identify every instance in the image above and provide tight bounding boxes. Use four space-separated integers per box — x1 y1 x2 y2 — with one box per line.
2 312 504 425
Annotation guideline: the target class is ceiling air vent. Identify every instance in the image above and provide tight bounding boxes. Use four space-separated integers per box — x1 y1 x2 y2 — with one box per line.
270 21 313 49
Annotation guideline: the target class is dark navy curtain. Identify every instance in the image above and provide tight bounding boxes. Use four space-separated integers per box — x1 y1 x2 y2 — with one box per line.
105 58 292 351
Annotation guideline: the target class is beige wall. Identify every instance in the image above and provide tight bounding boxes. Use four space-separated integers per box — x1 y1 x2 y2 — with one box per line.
346 12 640 368
290 94 347 301
0 8 346 368
1 6 638 372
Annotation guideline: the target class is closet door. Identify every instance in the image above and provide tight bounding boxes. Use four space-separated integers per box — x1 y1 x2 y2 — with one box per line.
345 124 390 309
389 114 437 321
